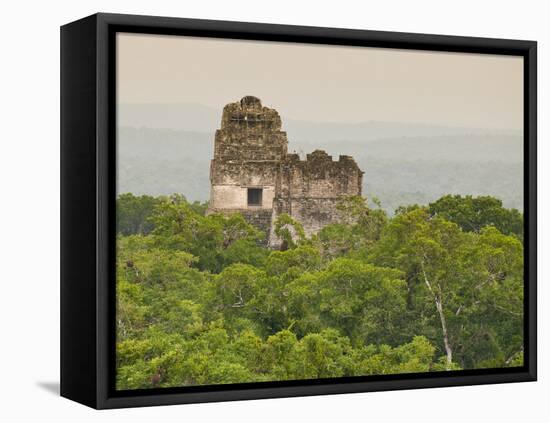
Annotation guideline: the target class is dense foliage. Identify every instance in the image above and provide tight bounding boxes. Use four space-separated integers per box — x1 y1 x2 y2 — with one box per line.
116 193 524 390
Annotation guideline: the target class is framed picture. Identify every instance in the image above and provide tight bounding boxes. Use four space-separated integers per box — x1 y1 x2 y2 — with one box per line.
60 13 537 409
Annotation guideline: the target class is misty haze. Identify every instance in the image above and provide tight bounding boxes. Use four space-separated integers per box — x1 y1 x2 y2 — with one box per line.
117 102 523 213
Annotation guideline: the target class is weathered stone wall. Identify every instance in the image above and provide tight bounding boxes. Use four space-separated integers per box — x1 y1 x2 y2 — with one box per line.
212 208 273 245
269 150 364 245
210 161 281 187
283 150 363 199
238 209 273 241
213 96 287 163
210 185 275 210
288 198 342 236
207 96 364 248
208 96 287 213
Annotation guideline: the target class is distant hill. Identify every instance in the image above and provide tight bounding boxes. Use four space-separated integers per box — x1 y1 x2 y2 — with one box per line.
290 134 522 163
117 124 524 213
119 102 521 141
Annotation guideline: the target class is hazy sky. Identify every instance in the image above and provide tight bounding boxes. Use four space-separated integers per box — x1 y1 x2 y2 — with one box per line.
117 33 523 130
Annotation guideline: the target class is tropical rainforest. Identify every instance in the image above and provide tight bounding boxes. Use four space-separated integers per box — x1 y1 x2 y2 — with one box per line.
116 193 524 390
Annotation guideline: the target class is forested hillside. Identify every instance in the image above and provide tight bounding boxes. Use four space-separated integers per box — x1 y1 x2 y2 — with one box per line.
116 193 524 390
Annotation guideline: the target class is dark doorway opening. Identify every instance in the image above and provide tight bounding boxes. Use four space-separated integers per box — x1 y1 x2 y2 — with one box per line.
247 188 263 206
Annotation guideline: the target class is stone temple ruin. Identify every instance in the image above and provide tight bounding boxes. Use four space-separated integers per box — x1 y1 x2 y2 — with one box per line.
207 96 364 248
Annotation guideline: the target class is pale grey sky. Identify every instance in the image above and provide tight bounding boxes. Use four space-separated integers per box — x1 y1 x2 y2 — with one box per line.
117 33 523 130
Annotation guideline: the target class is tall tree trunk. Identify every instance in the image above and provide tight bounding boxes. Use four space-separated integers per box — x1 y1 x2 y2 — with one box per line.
421 263 453 370
434 295 453 369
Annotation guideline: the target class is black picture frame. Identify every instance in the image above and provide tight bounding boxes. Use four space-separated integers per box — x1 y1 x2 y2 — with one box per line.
60 12 537 409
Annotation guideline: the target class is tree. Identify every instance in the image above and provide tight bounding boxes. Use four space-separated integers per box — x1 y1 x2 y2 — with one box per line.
292 329 357 379
206 264 269 330
273 213 306 250
116 193 159 235
449 226 524 368
428 195 523 240
265 245 321 279
369 208 523 369
149 195 263 272
115 192 524 388
357 336 444 375
287 258 408 345
369 208 465 369
318 196 388 261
